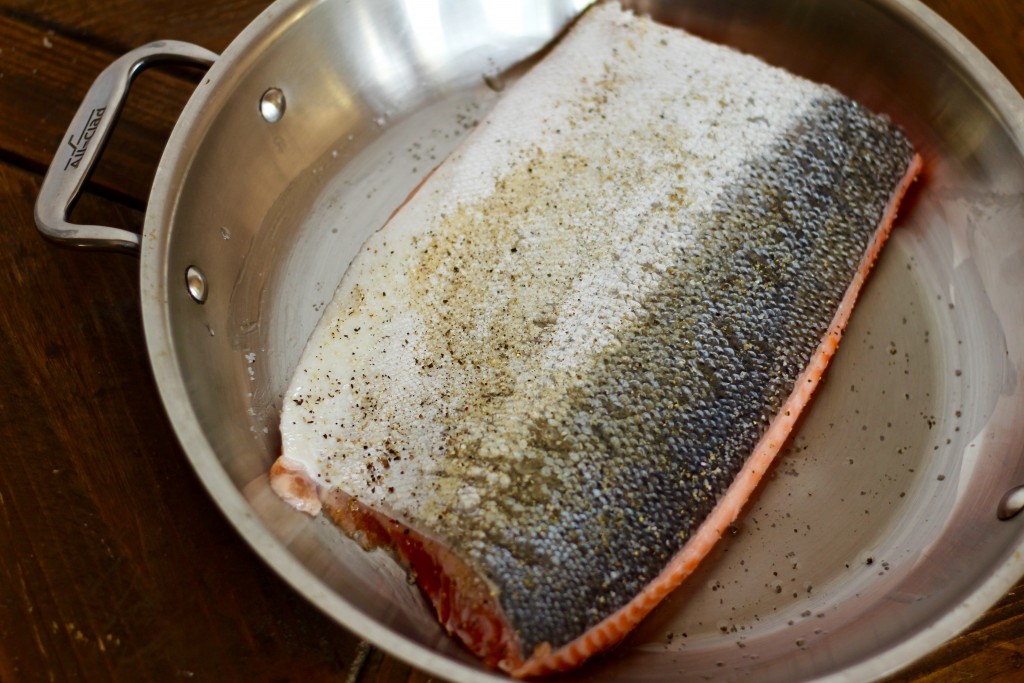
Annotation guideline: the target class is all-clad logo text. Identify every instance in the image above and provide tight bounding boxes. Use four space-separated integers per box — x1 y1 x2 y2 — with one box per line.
64 107 106 171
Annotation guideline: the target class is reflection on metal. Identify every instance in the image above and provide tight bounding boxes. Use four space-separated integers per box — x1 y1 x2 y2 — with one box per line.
998 486 1024 520
260 88 286 123
186 266 208 304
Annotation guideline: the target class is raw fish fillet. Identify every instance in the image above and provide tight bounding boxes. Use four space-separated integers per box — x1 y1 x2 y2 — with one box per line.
271 2 921 677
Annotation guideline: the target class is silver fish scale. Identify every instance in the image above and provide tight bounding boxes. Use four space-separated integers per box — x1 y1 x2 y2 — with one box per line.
468 95 916 653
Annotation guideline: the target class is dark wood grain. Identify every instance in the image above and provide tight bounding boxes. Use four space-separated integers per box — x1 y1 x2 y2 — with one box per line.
0 1 1022 682
0 13 222 206
0 160 364 682
2 0 269 54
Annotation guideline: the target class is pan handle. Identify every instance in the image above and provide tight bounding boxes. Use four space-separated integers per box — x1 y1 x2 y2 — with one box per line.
34 41 218 254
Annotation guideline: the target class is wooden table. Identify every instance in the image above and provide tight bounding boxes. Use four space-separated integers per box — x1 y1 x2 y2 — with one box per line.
1 1 1022 681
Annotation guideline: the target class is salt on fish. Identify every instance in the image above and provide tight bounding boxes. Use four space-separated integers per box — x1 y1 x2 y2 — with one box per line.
270 2 921 676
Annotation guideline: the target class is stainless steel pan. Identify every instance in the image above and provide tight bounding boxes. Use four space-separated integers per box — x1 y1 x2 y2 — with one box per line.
35 0 1024 680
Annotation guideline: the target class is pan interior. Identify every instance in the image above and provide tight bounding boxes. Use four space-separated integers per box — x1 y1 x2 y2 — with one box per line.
147 0 1024 681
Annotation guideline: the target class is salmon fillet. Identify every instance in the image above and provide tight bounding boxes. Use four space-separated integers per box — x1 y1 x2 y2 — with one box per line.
271 2 921 677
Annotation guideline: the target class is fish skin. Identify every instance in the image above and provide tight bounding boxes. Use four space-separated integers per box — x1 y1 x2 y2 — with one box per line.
273 2 920 675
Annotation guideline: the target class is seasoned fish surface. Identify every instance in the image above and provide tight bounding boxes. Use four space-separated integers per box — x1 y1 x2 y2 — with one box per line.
272 2 920 677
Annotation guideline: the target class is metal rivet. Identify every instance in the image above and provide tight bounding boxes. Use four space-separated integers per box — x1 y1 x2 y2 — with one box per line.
998 485 1024 520
186 266 208 304
260 87 286 123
